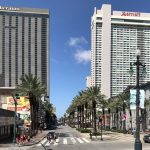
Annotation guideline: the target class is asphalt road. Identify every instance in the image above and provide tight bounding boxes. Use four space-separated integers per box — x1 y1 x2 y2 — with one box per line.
27 125 150 150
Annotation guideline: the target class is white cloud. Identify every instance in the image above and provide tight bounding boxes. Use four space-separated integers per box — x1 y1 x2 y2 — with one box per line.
74 50 91 64
68 36 88 47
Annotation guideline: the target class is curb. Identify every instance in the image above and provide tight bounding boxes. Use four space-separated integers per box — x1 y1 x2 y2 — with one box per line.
0 134 47 148
20 135 47 147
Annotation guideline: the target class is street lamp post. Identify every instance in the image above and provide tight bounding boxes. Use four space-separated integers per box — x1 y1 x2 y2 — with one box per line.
129 50 146 150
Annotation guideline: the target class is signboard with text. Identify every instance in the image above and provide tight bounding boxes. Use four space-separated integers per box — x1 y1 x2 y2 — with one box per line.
6 97 30 118
130 89 145 110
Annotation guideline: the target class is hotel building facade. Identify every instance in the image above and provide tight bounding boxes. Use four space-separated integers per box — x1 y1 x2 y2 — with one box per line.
91 4 150 98
0 6 49 94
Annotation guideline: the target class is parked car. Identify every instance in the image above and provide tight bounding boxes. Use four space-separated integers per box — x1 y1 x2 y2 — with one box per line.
143 134 150 143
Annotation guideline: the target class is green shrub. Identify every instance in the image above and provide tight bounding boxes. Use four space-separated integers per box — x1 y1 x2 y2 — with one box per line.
76 128 91 133
104 128 111 131
70 125 76 128
80 128 91 133
76 128 82 132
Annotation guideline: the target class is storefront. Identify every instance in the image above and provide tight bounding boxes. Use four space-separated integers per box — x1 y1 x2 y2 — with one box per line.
0 109 14 140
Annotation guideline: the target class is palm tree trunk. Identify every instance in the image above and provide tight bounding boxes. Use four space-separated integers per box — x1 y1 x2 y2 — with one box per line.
141 108 146 132
79 106 81 128
85 103 88 129
102 108 105 129
33 104 36 135
108 108 111 129
30 103 34 134
116 107 118 129
82 105 84 128
129 109 132 129
89 111 92 127
77 107 79 128
36 105 38 133
93 100 97 133
123 104 126 133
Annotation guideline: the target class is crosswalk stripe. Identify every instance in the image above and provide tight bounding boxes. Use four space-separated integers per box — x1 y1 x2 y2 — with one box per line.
82 138 89 143
37 143 41 146
45 141 50 146
37 137 90 146
53 142 58 145
70 137 76 144
63 138 67 144
37 138 47 146
41 138 47 144
76 138 84 143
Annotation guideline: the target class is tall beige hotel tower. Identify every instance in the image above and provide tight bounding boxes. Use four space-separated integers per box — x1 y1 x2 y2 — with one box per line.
0 6 49 94
90 4 150 98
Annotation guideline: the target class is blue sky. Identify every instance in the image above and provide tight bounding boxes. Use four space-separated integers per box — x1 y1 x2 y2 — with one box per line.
2 0 150 118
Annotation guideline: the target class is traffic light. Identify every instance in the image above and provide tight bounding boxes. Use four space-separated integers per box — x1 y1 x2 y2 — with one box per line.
15 93 20 99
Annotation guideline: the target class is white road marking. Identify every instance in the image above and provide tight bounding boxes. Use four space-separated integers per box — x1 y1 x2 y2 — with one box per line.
63 138 67 144
82 138 89 143
76 138 84 143
56 138 59 143
45 141 50 146
53 142 58 145
37 143 41 146
41 138 47 144
70 137 76 144
37 138 47 146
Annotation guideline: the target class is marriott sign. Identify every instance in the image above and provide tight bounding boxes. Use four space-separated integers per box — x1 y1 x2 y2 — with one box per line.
0 6 20 11
121 12 140 17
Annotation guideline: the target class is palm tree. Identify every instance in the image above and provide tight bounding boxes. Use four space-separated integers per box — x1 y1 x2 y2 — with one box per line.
43 100 54 128
118 92 130 132
142 98 150 131
66 87 107 132
15 74 46 134
86 86 101 133
97 95 107 129
108 91 130 131
108 96 119 129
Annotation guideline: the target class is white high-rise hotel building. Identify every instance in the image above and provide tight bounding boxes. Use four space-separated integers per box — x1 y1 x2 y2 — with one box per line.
90 4 150 98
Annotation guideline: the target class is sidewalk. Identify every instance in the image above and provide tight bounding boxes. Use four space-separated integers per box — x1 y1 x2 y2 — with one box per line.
22 130 49 146
0 130 49 148
72 127 145 142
